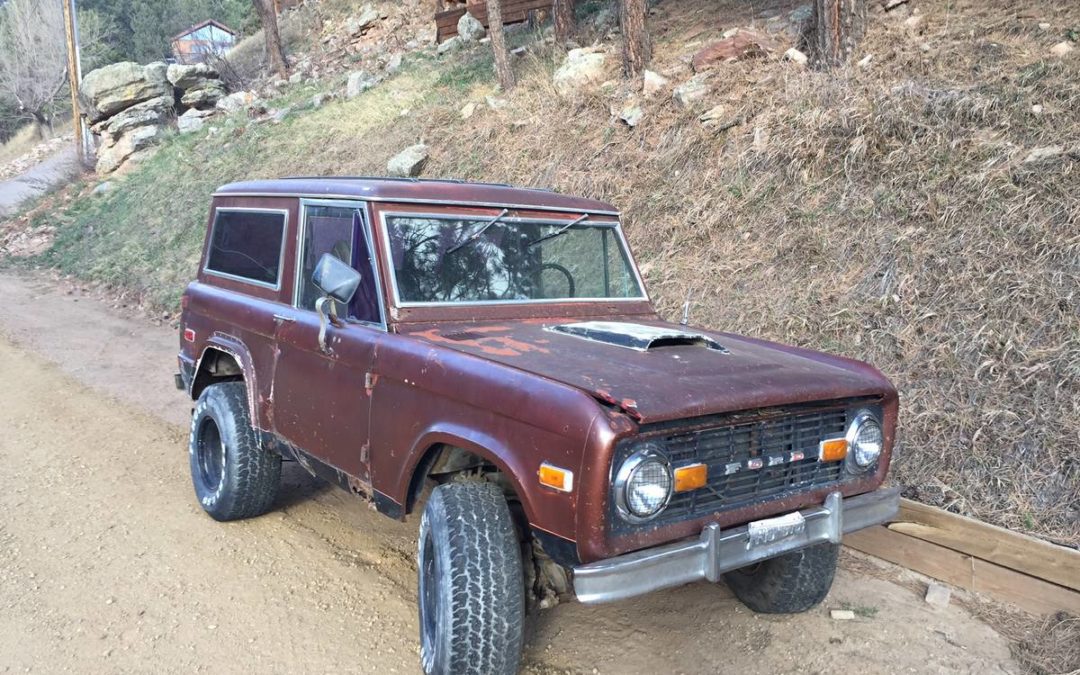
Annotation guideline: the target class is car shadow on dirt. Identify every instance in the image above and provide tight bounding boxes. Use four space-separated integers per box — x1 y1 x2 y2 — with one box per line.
276 461 336 509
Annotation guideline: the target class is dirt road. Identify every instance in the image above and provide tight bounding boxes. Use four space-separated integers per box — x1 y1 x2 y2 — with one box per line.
0 270 1019 674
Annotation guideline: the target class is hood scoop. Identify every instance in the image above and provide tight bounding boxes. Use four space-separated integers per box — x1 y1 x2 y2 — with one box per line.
546 321 729 353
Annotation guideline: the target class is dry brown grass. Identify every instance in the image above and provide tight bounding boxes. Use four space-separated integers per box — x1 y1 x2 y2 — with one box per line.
975 605 1080 674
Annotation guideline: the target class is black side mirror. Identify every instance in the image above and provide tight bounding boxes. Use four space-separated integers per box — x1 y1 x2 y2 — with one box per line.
312 253 361 305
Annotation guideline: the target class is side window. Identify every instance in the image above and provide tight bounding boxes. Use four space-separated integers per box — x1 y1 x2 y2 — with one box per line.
205 210 286 287
297 205 381 324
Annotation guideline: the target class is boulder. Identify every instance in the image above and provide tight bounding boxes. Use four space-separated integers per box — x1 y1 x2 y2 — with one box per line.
347 4 381 35
166 62 219 89
691 30 778 71
460 102 477 120
1022 145 1063 163
96 125 163 174
216 90 258 113
619 104 644 127
347 71 380 98
437 36 463 55
1049 41 1074 58
80 61 172 123
673 76 710 108
553 48 607 96
457 12 486 42
698 104 729 126
789 4 814 23
387 143 429 178
101 95 174 137
178 108 215 134
642 69 670 98
310 92 337 109
181 80 227 109
784 47 809 66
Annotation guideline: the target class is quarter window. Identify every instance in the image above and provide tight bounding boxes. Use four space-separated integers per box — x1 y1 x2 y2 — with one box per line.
205 210 286 286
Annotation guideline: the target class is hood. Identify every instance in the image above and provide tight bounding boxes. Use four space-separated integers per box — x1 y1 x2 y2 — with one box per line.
403 318 892 423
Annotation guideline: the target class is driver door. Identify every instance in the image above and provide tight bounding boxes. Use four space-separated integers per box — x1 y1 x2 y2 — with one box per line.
270 200 384 485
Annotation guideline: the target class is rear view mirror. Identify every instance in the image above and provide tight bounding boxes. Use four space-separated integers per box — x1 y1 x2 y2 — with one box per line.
312 253 361 305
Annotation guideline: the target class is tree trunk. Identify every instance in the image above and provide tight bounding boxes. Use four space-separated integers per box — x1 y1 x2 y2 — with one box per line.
619 0 650 78
810 0 866 67
486 0 516 91
553 0 575 44
252 0 288 77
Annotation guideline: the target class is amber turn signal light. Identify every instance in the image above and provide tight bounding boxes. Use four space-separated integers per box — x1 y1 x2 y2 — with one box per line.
538 462 574 492
819 438 849 462
673 463 708 492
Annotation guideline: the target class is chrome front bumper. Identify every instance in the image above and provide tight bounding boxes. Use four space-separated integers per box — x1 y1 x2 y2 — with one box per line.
573 487 900 604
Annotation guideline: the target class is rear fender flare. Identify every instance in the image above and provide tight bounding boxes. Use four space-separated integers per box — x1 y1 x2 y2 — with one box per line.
193 334 261 427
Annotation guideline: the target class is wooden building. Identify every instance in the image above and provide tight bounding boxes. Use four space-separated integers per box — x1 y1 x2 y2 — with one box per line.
170 19 238 65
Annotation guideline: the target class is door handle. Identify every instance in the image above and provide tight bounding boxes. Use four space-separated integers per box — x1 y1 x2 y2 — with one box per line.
273 314 296 323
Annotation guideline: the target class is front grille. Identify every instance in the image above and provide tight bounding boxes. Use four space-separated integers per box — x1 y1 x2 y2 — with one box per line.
612 405 852 530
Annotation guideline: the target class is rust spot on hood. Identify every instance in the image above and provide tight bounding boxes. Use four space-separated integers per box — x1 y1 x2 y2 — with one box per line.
414 327 552 358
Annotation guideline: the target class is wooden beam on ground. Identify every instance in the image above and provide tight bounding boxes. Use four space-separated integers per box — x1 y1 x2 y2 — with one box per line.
892 498 1080 592
846 525 1080 616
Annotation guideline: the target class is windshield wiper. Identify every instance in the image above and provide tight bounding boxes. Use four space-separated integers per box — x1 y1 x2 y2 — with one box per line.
526 214 589 248
446 209 510 255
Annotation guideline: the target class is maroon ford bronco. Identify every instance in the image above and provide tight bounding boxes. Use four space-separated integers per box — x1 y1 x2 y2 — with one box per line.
177 177 899 675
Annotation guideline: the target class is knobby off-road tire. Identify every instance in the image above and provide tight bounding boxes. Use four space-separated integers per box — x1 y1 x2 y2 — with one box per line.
723 542 839 614
189 381 281 521
417 481 524 675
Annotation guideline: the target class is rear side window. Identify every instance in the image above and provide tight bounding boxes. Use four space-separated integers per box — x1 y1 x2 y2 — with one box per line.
205 210 286 287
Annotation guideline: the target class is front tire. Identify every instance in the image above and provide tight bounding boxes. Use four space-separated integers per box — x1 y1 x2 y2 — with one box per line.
189 381 281 521
417 481 524 675
723 542 839 613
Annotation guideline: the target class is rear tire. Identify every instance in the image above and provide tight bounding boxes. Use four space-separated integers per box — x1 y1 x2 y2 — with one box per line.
723 542 839 613
189 381 281 521
417 481 524 675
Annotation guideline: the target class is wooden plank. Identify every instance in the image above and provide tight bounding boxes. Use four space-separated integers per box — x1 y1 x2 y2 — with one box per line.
894 498 1080 592
438 0 552 41
845 526 1080 616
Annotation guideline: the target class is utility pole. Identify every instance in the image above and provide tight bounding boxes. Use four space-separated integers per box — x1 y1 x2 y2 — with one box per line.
61 0 91 166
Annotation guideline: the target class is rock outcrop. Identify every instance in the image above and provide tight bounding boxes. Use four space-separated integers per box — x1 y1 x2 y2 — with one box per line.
79 62 171 123
81 59 233 174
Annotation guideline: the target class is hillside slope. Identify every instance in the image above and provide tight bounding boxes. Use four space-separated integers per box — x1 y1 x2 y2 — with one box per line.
3 0 1077 545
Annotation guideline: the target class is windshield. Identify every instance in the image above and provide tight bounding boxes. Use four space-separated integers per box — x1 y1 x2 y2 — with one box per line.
384 214 645 305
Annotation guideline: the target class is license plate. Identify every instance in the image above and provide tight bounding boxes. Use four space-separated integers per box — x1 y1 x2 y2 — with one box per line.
747 511 806 547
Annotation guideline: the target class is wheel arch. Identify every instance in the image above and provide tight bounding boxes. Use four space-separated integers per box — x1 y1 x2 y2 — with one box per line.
190 335 261 425
399 427 538 526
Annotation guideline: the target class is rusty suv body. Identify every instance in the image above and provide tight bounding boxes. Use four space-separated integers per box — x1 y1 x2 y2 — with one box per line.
178 177 899 673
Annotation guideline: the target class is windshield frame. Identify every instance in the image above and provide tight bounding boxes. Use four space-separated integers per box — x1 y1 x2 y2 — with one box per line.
377 209 650 308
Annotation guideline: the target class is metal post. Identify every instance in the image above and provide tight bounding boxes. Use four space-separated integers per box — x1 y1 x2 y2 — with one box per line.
61 0 90 166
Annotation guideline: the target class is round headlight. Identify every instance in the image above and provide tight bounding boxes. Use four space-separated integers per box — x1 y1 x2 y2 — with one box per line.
615 446 673 522
847 411 883 469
